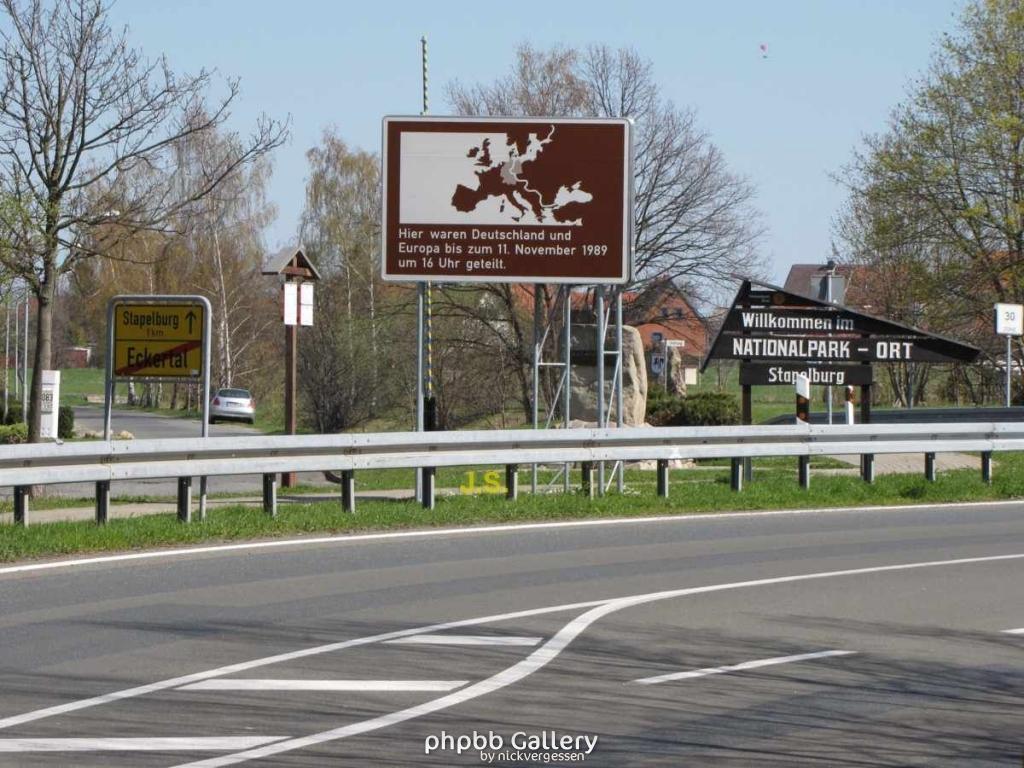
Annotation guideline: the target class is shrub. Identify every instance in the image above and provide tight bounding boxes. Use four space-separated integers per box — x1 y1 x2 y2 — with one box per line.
3 403 23 425
0 423 27 444
3 404 75 438
645 383 685 427
58 405 75 439
659 391 740 427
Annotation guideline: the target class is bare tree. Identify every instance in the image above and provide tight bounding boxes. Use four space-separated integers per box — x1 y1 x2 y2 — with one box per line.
0 0 288 442
297 130 408 431
445 43 764 419
448 44 765 290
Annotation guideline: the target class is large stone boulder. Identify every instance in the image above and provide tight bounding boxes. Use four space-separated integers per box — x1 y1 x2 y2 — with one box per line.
666 345 689 396
567 324 648 426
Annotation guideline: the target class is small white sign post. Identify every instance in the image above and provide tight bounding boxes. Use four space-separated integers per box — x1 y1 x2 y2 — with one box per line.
995 303 1023 407
39 370 60 440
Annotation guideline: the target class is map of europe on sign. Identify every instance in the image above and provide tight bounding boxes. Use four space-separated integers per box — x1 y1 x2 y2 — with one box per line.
383 116 631 284
399 128 594 226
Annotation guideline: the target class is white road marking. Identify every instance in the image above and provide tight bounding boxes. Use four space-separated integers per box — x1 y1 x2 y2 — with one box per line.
2 498 1021 577
169 552 1024 768
386 634 542 647
633 650 856 684
0 737 286 752
178 679 467 692
1003 627 1024 634
0 599 604 731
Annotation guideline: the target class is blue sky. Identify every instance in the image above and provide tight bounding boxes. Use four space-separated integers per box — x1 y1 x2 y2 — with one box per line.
110 0 965 283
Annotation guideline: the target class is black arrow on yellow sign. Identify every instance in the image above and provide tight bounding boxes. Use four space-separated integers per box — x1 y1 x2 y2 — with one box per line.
185 310 196 335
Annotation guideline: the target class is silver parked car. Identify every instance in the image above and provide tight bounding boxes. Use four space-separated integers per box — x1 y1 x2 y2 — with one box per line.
209 387 255 424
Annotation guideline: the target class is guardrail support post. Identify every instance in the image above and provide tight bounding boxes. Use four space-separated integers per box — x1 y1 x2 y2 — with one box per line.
798 456 810 490
13 486 28 526
422 467 435 510
341 470 355 513
730 459 743 492
861 454 875 484
925 452 936 482
505 464 518 501
656 459 669 498
581 462 595 498
262 473 277 517
177 477 192 523
95 481 110 525
981 451 992 484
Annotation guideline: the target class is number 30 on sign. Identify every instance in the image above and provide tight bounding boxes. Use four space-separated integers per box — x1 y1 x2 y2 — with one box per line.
995 303 1023 336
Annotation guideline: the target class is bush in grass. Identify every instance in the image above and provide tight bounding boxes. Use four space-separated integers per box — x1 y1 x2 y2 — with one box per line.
58 405 74 439
3 403 23 425
3 404 74 438
646 383 685 426
659 391 740 427
0 423 27 443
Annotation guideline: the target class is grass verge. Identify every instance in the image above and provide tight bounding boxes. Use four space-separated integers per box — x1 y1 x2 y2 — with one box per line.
2 453 1022 563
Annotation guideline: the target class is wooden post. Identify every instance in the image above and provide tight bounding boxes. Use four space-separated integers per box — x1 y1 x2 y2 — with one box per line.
282 321 297 488
860 382 874 483
741 384 753 483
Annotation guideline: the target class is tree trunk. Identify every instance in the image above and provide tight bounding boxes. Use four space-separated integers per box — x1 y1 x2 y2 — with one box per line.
27 263 55 444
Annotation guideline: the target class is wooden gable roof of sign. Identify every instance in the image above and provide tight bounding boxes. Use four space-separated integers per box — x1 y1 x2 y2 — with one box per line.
700 277 982 372
261 246 322 281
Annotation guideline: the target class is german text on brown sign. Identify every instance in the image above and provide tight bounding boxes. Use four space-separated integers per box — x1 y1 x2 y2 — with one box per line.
381 117 632 284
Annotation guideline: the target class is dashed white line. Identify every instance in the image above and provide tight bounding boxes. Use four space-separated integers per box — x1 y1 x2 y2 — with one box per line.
0 737 287 752
178 679 467 692
171 552 1024 768
633 650 857 684
1003 627 1024 634
386 634 543 647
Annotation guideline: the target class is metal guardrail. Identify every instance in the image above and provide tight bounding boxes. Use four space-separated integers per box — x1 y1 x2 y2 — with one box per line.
4 422 1022 525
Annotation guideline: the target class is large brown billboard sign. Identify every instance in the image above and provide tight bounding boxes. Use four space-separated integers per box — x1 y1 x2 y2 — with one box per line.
381 116 632 284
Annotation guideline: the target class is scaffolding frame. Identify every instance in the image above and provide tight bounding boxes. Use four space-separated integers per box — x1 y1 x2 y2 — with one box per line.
531 285 625 495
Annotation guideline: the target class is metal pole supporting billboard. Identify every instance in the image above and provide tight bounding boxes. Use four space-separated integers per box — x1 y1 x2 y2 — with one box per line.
563 286 571 493
596 285 605 494
615 289 625 491
531 288 541 494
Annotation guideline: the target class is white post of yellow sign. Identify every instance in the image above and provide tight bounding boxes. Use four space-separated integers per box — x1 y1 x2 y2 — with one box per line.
104 295 212 524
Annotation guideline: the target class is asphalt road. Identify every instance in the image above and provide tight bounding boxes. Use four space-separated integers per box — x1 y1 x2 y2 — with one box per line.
0 501 1021 766
53 406 335 498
